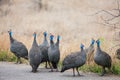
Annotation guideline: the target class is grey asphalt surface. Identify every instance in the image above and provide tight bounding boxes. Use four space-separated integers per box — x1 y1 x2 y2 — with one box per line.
0 62 119 80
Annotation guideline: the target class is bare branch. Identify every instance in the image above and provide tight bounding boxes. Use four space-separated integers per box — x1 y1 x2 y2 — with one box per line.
93 21 115 28
90 10 117 17
105 15 120 21
91 2 120 24
117 0 120 15
90 0 120 31
102 10 117 17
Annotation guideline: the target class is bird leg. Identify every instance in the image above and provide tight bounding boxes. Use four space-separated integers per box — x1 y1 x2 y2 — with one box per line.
31 65 34 72
45 61 48 69
46 61 51 69
101 67 105 76
108 67 113 74
76 67 80 76
15 57 19 64
18 57 22 64
73 68 75 77
31 65 38 73
32 68 37 73
49 63 53 72
16 57 21 64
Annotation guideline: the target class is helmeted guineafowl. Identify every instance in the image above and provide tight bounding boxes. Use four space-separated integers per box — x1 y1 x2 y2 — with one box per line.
85 39 95 65
48 34 60 72
8 30 28 64
94 39 112 76
116 48 120 59
29 32 43 72
39 32 50 68
61 44 86 76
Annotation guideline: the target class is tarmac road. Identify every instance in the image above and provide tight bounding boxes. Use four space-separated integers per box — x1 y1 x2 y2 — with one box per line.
0 62 119 80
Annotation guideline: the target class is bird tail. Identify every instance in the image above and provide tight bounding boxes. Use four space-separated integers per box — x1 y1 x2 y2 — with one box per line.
52 62 57 69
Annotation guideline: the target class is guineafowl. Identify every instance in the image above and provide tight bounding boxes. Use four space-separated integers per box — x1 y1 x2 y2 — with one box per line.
61 44 86 76
39 32 50 68
85 39 95 65
48 34 60 72
8 30 28 64
116 48 120 59
29 32 43 72
94 39 112 76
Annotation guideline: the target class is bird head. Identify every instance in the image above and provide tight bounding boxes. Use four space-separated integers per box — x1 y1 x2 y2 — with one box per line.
33 32 36 38
80 43 84 49
91 38 95 45
96 39 100 47
43 31 47 37
50 34 54 41
8 29 12 36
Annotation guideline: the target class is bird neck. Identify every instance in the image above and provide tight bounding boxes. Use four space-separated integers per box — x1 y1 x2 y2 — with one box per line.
97 45 101 52
33 36 38 47
97 41 100 47
43 36 48 44
44 36 47 41
56 39 59 46
81 47 83 50
81 48 84 54
57 39 60 42
9 34 14 43
81 49 86 60
50 39 54 43
50 40 54 47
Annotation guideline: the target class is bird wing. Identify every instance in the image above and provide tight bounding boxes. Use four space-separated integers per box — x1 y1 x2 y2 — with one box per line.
63 52 80 65
102 51 112 67
11 41 28 56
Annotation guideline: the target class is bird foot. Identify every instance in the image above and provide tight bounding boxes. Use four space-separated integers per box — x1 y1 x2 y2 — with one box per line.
73 75 75 77
15 62 18 64
100 73 105 76
46 67 51 69
49 70 53 72
45 66 50 69
45 66 48 68
18 61 22 64
31 70 37 73
78 74 81 76
56 69 59 72
15 61 22 64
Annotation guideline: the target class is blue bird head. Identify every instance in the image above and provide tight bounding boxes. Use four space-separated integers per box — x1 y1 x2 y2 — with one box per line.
91 38 95 45
57 35 60 41
96 39 100 47
33 32 36 38
8 30 12 37
50 34 54 41
80 44 84 49
43 31 47 37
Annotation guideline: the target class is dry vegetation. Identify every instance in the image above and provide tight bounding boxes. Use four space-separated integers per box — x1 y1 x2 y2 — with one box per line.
0 0 120 74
